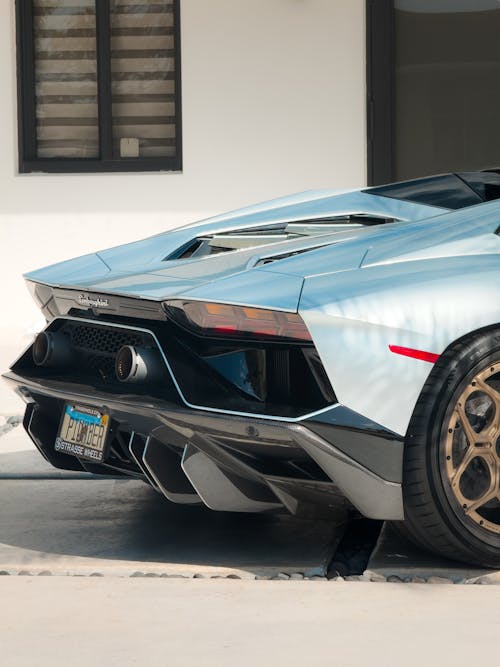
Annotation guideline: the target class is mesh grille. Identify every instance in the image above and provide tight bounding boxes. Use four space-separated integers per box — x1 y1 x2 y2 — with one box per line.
63 323 144 355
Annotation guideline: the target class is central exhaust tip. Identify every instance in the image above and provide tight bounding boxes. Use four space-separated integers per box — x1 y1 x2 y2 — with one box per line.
115 345 161 383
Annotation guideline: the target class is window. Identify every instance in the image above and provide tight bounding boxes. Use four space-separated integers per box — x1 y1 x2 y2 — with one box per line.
16 0 182 173
367 0 500 185
366 174 482 209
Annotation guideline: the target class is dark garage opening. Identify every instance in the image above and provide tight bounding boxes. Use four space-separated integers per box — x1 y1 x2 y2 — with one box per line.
367 0 500 184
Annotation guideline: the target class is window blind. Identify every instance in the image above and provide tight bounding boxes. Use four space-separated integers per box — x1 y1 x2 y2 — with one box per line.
110 0 177 158
20 0 181 170
33 0 99 158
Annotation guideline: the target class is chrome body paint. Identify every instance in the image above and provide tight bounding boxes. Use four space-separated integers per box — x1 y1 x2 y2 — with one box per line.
25 189 445 297
23 188 500 437
10 180 500 520
298 203 500 435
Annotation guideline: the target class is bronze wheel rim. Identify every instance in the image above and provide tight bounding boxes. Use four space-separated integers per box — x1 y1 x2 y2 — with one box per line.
445 362 500 534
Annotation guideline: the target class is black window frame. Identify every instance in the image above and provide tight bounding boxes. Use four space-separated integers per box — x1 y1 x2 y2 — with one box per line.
366 0 394 186
16 0 182 174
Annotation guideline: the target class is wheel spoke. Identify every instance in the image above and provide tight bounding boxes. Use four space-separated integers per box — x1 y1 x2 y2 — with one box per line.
475 377 500 405
489 416 500 451
450 447 474 488
465 486 497 515
443 360 500 535
455 403 479 447
456 454 498 513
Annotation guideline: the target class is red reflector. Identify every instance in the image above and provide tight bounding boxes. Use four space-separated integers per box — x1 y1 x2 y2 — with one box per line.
214 325 238 334
389 345 440 364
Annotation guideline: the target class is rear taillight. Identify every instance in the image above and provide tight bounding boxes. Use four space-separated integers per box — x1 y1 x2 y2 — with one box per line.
163 300 312 342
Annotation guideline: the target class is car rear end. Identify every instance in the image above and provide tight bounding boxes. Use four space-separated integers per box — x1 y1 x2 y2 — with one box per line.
3 291 403 522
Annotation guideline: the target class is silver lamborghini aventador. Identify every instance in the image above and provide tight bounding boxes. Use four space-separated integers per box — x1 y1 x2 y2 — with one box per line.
4 170 500 567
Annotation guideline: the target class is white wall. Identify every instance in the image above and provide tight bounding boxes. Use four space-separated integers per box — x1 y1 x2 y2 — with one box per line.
0 0 366 348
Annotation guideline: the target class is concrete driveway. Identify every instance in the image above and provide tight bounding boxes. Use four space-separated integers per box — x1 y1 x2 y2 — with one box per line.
0 425 339 578
3 346 500 667
2 577 500 667
2 403 500 667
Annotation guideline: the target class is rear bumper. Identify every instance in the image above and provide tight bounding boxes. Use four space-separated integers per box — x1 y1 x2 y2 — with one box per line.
2 370 404 520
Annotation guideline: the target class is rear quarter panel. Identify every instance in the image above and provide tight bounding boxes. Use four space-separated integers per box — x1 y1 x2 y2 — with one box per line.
299 254 500 435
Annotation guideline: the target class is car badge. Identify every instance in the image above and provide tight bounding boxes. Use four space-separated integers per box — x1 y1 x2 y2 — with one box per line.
78 294 110 309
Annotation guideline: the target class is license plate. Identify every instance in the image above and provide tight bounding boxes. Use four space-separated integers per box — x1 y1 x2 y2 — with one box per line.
55 404 110 463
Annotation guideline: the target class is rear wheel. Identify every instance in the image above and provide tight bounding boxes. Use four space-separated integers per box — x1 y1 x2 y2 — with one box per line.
399 328 500 567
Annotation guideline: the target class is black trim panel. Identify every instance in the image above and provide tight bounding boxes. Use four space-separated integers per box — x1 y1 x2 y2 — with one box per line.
3 369 404 519
3 371 403 486
306 406 403 484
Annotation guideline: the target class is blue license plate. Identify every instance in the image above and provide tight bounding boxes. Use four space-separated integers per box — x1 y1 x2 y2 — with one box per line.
55 404 110 463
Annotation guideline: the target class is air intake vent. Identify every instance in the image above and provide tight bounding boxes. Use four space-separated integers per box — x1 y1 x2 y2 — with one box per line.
256 245 328 266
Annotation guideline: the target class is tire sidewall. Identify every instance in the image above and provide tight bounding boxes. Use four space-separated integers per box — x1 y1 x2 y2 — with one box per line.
425 329 500 558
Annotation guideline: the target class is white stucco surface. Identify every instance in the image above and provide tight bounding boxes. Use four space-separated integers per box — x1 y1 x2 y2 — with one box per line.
0 0 366 346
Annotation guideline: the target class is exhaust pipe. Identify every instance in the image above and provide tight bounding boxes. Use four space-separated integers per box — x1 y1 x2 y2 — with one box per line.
115 345 162 383
33 331 73 368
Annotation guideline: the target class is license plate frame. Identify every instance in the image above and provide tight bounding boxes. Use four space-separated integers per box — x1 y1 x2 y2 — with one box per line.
55 403 111 463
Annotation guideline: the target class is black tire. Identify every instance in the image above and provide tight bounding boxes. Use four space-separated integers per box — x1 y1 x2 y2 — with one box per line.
396 327 500 567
